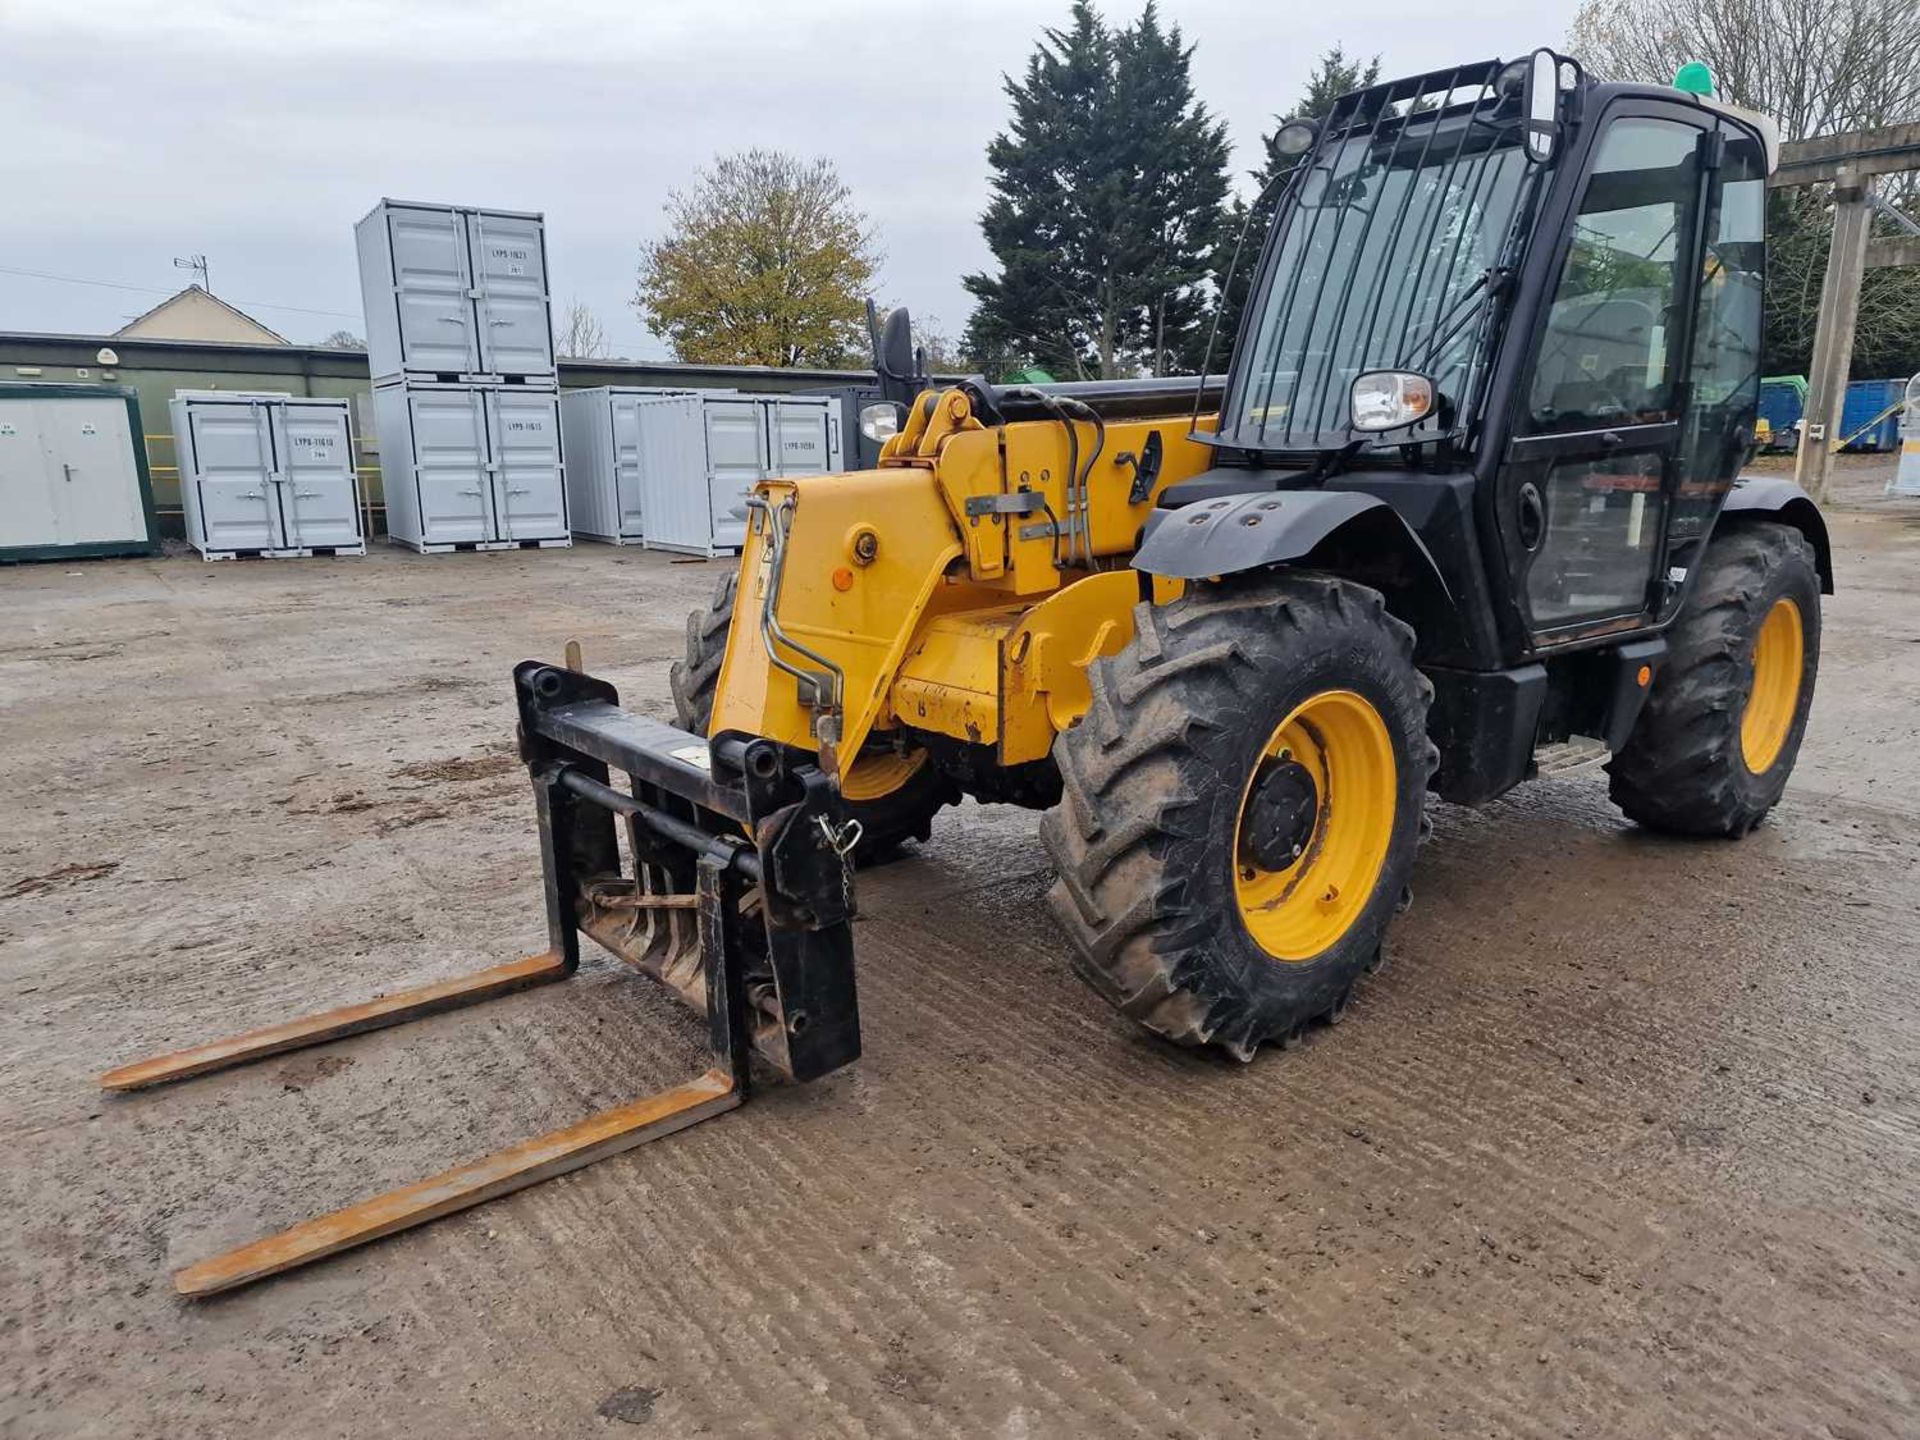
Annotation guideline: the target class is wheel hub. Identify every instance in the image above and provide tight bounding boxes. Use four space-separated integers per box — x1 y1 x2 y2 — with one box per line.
1240 757 1319 871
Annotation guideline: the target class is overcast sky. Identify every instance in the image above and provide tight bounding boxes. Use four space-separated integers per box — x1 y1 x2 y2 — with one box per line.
1 0 1575 357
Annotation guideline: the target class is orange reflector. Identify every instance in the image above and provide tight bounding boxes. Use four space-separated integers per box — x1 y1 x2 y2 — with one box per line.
1636 664 1653 687
831 566 855 592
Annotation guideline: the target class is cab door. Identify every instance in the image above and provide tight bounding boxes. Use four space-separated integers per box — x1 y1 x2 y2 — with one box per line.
1499 108 1721 644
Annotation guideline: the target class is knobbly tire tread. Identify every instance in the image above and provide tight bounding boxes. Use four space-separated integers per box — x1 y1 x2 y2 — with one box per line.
1607 521 1821 837
669 571 955 865
1041 573 1437 1061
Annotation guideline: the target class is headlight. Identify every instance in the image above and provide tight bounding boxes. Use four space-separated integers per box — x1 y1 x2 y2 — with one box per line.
1271 118 1319 157
1350 371 1435 433
859 402 900 442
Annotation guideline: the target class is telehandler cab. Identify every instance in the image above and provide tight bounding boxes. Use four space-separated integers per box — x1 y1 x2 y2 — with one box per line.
110 51 1829 1294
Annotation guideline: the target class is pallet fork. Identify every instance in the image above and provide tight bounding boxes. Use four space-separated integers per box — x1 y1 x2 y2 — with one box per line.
103 661 861 1297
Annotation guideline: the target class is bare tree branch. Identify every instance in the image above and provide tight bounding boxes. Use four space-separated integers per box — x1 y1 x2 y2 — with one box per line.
554 299 610 360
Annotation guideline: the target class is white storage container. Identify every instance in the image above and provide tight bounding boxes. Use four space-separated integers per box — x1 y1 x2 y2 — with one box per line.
0 384 157 562
558 386 701 544
638 393 843 556
171 392 364 559
373 381 570 552
356 200 555 384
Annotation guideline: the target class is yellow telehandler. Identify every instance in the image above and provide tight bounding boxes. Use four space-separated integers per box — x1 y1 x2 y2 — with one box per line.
109 51 1830 1294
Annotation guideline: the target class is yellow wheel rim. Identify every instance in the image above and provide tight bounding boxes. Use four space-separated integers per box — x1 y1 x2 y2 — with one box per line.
1740 597 1804 774
841 747 929 802
1232 690 1398 963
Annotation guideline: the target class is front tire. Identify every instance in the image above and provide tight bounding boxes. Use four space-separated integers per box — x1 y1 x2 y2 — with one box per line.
1608 522 1821 836
1042 575 1435 1060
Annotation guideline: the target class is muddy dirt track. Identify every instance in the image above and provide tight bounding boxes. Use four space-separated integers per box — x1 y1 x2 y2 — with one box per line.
2 465 1917 1439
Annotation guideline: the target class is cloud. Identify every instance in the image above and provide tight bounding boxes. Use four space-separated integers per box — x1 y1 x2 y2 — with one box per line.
0 0 1561 351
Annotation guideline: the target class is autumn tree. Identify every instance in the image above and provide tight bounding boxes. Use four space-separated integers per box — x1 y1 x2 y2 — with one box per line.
635 150 881 367
962 2 1231 378
555 299 610 359
1212 45 1381 365
1570 0 1920 378
316 329 365 349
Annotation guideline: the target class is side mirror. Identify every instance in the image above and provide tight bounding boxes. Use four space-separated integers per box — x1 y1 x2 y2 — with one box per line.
878 306 915 379
1522 48 1560 164
869 302 925 408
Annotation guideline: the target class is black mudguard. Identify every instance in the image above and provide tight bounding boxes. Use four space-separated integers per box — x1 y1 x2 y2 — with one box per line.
1723 475 1834 592
1133 488 1451 602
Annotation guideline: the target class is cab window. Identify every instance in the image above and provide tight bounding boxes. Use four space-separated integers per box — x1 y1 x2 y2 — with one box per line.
1526 118 1706 433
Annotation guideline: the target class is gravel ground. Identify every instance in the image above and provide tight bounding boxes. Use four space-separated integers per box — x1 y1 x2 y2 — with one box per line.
2 459 1916 1439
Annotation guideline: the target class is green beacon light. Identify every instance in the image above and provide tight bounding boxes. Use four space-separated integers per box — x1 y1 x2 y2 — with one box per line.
1673 61 1716 97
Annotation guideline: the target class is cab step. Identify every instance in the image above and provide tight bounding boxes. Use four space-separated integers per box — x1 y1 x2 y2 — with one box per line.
1532 736 1611 778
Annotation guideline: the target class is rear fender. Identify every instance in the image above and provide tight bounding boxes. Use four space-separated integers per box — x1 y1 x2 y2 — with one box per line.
1720 475 1834 592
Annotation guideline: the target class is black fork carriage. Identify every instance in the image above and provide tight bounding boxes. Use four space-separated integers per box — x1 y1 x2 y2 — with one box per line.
101 661 861 1297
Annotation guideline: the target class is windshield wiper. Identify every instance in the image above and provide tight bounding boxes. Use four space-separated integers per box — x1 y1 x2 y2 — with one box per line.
1414 266 1508 371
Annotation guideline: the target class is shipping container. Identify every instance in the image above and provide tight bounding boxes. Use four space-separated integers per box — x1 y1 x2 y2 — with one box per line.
1756 375 1806 451
0 383 158 562
636 393 842 556
373 381 570 552
1839 376 1905 452
171 392 364 558
356 200 555 384
800 383 883 469
557 386 701 545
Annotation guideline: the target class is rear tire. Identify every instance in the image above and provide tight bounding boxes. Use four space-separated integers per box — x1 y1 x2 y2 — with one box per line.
670 571 956 864
1607 522 1821 836
1042 575 1436 1060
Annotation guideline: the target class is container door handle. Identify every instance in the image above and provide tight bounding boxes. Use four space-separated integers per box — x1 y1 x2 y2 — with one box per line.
62 463 75 484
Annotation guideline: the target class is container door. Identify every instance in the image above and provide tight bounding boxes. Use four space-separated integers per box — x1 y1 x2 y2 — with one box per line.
766 400 833 477
407 389 494 544
703 399 764 551
487 390 567 540
184 401 282 551
0 404 60 549
39 398 147 545
468 212 553 376
609 392 646 538
274 403 361 548
386 207 479 374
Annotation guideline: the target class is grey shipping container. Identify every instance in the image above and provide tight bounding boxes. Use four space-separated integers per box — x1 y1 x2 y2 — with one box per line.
356 200 556 384
557 386 703 545
0 383 158 562
373 381 571 552
801 383 884 470
171 391 365 559
638 393 842 557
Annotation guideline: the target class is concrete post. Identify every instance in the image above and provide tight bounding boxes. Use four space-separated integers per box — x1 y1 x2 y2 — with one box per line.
1796 171 1874 500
